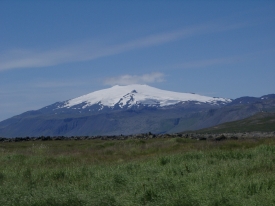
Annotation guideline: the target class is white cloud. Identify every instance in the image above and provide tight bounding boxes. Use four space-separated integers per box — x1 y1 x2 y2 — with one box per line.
104 72 165 86
0 21 249 72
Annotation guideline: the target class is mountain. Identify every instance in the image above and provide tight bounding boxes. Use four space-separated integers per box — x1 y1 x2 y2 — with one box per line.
36 84 231 115
0 84 274 137
195 112 275 133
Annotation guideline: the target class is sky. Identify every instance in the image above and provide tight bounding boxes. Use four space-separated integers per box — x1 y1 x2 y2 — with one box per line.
0 1 275 121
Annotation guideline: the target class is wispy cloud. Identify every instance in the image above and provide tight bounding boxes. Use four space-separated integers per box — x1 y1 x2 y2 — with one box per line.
104 72 165 86
0 21 249 72
34 80 90 88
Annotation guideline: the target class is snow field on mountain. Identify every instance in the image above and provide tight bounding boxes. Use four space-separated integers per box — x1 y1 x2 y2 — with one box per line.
63 84 231 108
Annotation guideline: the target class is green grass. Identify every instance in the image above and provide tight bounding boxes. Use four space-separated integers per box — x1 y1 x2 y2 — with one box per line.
1 137 275 205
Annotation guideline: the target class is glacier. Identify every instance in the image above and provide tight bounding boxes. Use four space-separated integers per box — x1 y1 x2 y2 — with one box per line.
62 84 231 110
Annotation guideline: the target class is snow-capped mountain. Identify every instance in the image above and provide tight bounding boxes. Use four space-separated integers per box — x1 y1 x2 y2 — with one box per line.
1 84 273 138
47 84 231 114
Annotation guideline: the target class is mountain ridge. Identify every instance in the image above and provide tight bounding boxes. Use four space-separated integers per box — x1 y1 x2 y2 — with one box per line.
0 85 274 137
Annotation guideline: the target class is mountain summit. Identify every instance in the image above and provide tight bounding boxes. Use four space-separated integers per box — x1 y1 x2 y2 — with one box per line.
48 84 231 114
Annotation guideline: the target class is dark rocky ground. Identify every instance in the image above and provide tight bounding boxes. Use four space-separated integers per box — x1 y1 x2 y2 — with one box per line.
1 131 274 142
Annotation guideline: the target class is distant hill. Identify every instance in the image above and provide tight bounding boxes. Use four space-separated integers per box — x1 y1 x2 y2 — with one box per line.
196 112 275 133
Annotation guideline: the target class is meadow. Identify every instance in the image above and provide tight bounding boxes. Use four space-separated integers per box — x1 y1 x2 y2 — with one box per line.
0 137 275 205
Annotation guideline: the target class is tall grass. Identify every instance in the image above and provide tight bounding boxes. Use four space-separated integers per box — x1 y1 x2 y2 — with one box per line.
0 138 275 205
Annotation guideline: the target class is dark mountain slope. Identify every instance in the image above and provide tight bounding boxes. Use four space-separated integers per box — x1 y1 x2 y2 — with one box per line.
167 94 275 133
195 112 275 133
0 104 216 137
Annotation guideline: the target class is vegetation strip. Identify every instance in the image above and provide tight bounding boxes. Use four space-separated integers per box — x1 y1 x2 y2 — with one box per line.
1 131 275 142
1 137 275 205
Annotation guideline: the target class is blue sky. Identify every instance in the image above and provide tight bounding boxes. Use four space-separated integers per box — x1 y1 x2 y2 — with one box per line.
0 1 274 121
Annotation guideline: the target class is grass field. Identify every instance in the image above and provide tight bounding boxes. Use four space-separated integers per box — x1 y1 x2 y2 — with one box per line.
1 137 275 205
